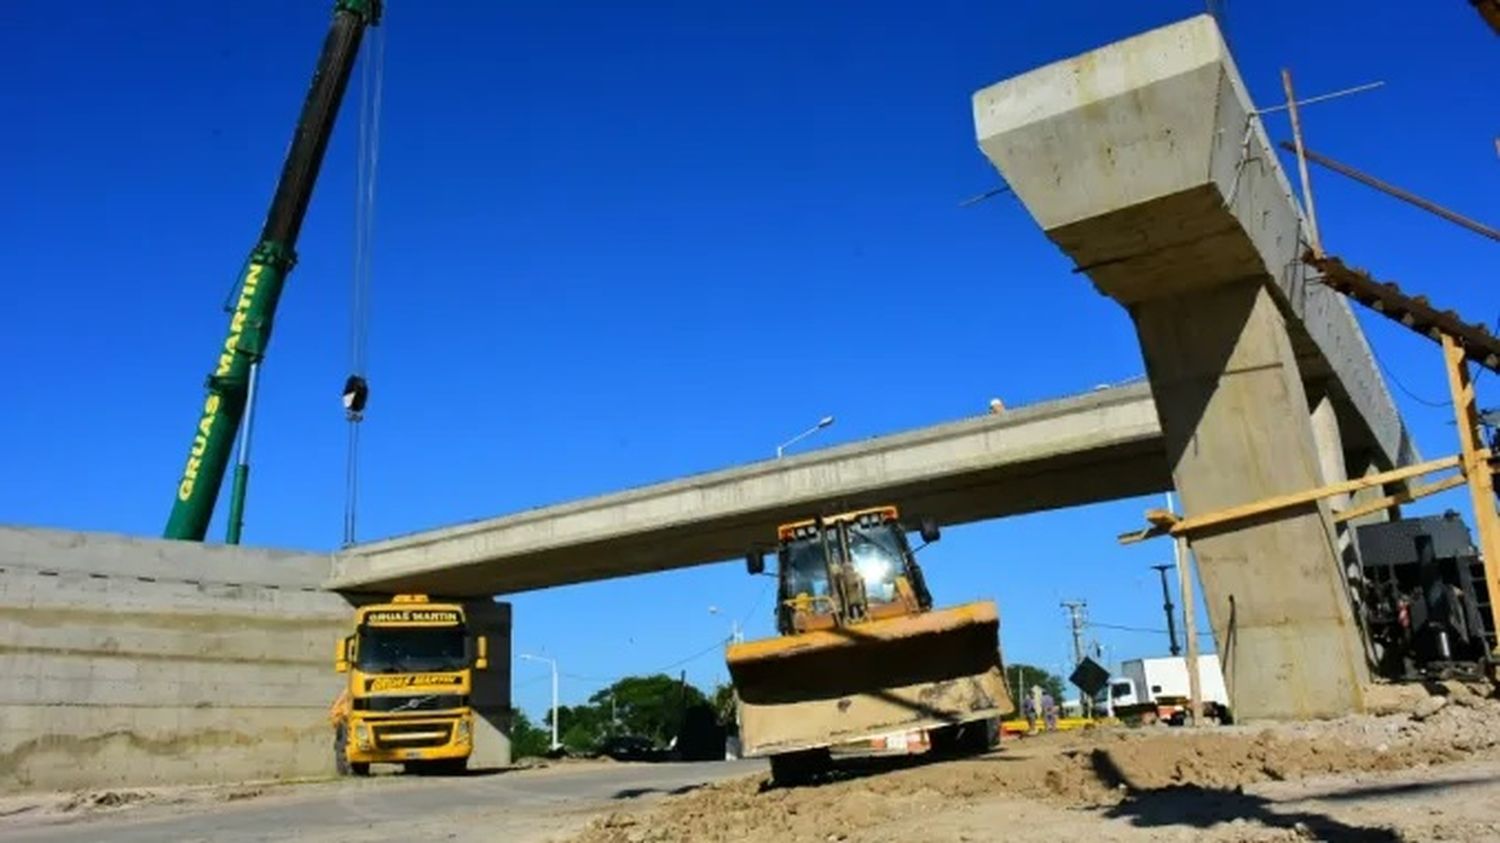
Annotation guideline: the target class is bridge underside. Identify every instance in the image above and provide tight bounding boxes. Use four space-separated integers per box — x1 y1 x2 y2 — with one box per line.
333 385 1168 596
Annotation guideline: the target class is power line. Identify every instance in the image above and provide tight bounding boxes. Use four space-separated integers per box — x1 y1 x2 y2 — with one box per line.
1091 621 1214 637
1369 337 1451 409
560 636 731 687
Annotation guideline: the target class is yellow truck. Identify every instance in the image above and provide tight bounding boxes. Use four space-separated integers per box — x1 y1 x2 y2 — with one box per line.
727 506 1013 783
331 594 489 775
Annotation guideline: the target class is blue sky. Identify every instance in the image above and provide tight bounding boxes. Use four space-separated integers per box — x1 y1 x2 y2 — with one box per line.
1 2 1495 720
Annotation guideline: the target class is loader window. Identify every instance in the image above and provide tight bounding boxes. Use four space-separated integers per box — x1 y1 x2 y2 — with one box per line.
847 523 904 604
356 625 468 674
781 537 832 602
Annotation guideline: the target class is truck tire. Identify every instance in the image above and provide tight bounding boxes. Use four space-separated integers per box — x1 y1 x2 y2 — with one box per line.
768 748 830 786
334 725 370 777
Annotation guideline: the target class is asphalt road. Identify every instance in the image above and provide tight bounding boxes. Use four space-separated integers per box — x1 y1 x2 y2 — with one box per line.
0 760 765 843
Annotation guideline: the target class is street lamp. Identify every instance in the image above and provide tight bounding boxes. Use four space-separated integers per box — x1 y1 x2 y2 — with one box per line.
519 653 560 751
776 415 835 459
708 605 743 644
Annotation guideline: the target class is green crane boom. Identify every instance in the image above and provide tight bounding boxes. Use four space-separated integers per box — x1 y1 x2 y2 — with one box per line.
164 0 382 543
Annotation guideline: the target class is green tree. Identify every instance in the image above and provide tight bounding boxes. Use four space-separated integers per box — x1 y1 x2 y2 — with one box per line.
510 709 552 759
1006 662 1066 704
710 682 737 728
547 703 610 753
588 674 708 746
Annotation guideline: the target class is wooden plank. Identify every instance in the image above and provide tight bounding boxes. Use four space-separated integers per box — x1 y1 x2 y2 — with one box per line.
1164 455 1463 538
1331 473 1467 525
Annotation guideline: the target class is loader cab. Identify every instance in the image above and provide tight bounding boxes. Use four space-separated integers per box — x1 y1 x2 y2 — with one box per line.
766 507 935 634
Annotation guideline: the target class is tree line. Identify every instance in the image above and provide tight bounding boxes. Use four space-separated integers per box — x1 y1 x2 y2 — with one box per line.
511 673 737 758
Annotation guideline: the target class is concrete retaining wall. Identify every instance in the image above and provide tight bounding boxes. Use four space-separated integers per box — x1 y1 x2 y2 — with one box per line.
1 527 352 792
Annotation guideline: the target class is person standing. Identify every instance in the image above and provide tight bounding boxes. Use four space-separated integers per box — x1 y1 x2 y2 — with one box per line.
1041 691 1058 731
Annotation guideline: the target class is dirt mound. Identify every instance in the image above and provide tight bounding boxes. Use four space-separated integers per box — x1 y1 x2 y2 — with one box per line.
569 692 1500 843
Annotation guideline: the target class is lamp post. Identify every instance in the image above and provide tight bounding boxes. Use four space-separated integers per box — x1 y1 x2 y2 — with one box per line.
776 415 835 458
519 653 560 751
708 606 743 644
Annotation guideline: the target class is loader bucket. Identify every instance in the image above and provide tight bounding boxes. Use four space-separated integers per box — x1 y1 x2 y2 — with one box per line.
726 601 1013 757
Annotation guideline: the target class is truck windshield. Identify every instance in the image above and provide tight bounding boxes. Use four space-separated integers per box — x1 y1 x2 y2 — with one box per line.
846 522 905 604
357 625 467 674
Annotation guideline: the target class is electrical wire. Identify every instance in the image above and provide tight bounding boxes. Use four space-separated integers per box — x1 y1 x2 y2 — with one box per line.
1369 337 1451 410
1090 621 1214 638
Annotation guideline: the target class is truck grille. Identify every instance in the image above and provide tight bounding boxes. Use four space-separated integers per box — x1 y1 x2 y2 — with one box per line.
373 721 454 750
357 694 466 713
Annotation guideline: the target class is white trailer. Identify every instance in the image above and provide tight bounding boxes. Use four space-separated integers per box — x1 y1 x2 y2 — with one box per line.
1104 655 1230 722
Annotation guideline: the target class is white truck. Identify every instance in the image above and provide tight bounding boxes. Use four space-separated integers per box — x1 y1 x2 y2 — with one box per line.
1102 655 1231 725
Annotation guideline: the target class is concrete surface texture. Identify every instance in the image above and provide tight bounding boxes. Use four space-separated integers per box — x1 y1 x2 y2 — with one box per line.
1134 283 1370 717
331 383 1170 595
970 14 1403 718
458 599 513 769
2 528 350 792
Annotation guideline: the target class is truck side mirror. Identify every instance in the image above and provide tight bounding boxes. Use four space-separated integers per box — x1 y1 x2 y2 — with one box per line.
919 517 941 544
746 551 765 576
335 635 352 673
474 634 489 671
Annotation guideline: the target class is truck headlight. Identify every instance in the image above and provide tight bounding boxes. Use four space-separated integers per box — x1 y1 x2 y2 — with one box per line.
455 719 472 745
353 723 373 750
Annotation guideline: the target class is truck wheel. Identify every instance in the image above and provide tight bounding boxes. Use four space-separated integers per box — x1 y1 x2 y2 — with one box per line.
334 725 370 777
769 748 830 786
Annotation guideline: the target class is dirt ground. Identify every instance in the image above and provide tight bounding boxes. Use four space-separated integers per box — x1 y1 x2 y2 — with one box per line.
571 683 1500 843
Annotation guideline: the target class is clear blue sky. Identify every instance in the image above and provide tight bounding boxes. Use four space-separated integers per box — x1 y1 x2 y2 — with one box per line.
2 2 1495 720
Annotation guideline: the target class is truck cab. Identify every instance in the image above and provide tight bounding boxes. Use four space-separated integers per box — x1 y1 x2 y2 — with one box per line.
331 594 488 775
1103 677 1142 713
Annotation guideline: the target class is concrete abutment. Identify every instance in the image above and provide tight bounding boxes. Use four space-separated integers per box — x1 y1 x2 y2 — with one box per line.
0 527 512 793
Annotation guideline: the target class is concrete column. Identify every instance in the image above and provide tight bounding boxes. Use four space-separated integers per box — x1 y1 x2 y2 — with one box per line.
1346 452 1400 528
462 599 513 769
1309 392 1352 512
1134 281 1369 719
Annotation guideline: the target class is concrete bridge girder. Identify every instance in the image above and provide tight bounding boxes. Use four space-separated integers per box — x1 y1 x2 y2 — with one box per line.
331 384 1170 596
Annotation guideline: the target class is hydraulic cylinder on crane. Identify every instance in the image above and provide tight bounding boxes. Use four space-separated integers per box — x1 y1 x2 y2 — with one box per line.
164 0 382 543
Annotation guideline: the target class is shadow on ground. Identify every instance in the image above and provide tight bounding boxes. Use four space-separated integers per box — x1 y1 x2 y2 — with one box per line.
757 748 1008 792
610 784 704 801
1093 750 1493 842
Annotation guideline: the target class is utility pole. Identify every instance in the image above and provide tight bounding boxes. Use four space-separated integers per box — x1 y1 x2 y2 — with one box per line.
1060 600 1089 718
1060 600 1088 665
1167 491 1203 726
1150 564 1182 656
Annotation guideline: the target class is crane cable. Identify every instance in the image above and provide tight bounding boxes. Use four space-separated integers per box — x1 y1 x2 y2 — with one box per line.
343 23 385 547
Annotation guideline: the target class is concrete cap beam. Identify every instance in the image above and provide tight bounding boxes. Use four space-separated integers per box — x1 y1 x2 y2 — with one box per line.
972 14 1414 469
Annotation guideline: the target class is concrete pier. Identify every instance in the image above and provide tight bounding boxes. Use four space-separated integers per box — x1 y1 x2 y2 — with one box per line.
972 15 1415 718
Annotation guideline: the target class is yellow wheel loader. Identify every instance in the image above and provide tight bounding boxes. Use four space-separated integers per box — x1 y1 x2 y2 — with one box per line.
727 506 1013 784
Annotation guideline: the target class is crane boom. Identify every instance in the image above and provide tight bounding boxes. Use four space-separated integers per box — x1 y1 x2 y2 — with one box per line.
164 0 383 543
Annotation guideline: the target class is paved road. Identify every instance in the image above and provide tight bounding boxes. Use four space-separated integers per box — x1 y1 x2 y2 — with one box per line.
1 760 765 843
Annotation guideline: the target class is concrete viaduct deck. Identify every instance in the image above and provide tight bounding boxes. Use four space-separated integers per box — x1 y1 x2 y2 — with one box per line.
331 384 1169 596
